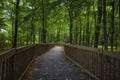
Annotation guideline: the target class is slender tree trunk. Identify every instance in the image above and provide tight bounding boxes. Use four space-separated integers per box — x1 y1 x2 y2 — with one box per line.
92 1 97 47
86 7 90 47
103 0 108 50
115 0 120 52
83 31 85 46
94 0 102 48
30 25 32 44
118 0 120 52
66 0 73 44
31 16 35 44
79 15 82 45
12 0 20 48
110 1 115 51
79 25 82 45
75 25 78 44
115 34 118 51
57 29 60 42
69 7 73 44
42 0 46 43
12 19 14 47
39 30 41 43
26 29 29 45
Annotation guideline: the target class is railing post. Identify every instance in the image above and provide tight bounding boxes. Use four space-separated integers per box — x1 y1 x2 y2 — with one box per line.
1 62 5 80
112 58 116 80
109 56 111 80
97 53 102 80
119 60 120 79
9 56 15 80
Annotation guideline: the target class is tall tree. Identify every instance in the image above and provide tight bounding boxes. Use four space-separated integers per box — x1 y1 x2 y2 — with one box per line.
12 0 20 48
75 25 78 44
94 0 102 48
68 1 73 44
117 0 120 49
79 15 82 45
42 0 46 43
65 0 73 44
103 0 108 50
110 0 115 51
31 15 35 44
86 5 90 47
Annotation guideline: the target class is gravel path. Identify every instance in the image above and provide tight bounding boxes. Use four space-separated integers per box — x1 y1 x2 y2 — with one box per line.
25 46 95 80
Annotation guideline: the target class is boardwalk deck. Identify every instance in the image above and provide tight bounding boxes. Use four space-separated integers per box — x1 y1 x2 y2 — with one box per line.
25 46 95 80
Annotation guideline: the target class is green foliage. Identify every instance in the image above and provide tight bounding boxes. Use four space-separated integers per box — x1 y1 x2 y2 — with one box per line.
0 30 7 48
0 0 119 52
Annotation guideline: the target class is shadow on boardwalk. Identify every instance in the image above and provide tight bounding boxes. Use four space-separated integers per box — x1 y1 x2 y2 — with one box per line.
25 46 96 80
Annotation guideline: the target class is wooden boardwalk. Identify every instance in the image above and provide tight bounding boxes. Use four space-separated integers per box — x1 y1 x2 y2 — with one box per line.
25 46 95 80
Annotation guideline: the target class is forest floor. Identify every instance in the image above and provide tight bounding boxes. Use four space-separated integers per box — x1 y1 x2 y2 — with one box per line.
24 46 96 80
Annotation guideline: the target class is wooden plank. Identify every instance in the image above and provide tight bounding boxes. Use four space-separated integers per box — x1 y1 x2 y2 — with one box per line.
0 49 15 62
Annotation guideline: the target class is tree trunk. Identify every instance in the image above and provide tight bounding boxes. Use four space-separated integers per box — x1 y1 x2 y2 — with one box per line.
26 29 29 45
86 6 90 47
103 0 108 50
75 25 78 44
57 29 60 42
69 9 73 44
118 0 120 52
67 1 73 44
82 31 85 46
12 18 14 47
12 0 20 48
79 15 82 45
94 0 102 48
39 30 42 43
110 1 115 51
31 15 35 44
42 0 46 43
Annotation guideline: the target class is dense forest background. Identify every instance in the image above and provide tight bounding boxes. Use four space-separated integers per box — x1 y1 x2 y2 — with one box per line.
0 0 120 52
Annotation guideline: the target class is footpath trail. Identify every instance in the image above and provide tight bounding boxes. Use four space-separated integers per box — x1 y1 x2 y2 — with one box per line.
25 46 95 80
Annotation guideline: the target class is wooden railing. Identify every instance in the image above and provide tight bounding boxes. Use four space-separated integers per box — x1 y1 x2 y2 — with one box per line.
64 44 120 80
0 43 55 80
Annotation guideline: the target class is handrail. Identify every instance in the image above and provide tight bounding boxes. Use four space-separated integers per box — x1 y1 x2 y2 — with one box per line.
0 43 55 80
1 43 119 80
64 44 120 59
0 49 15 62
64 44 120 80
